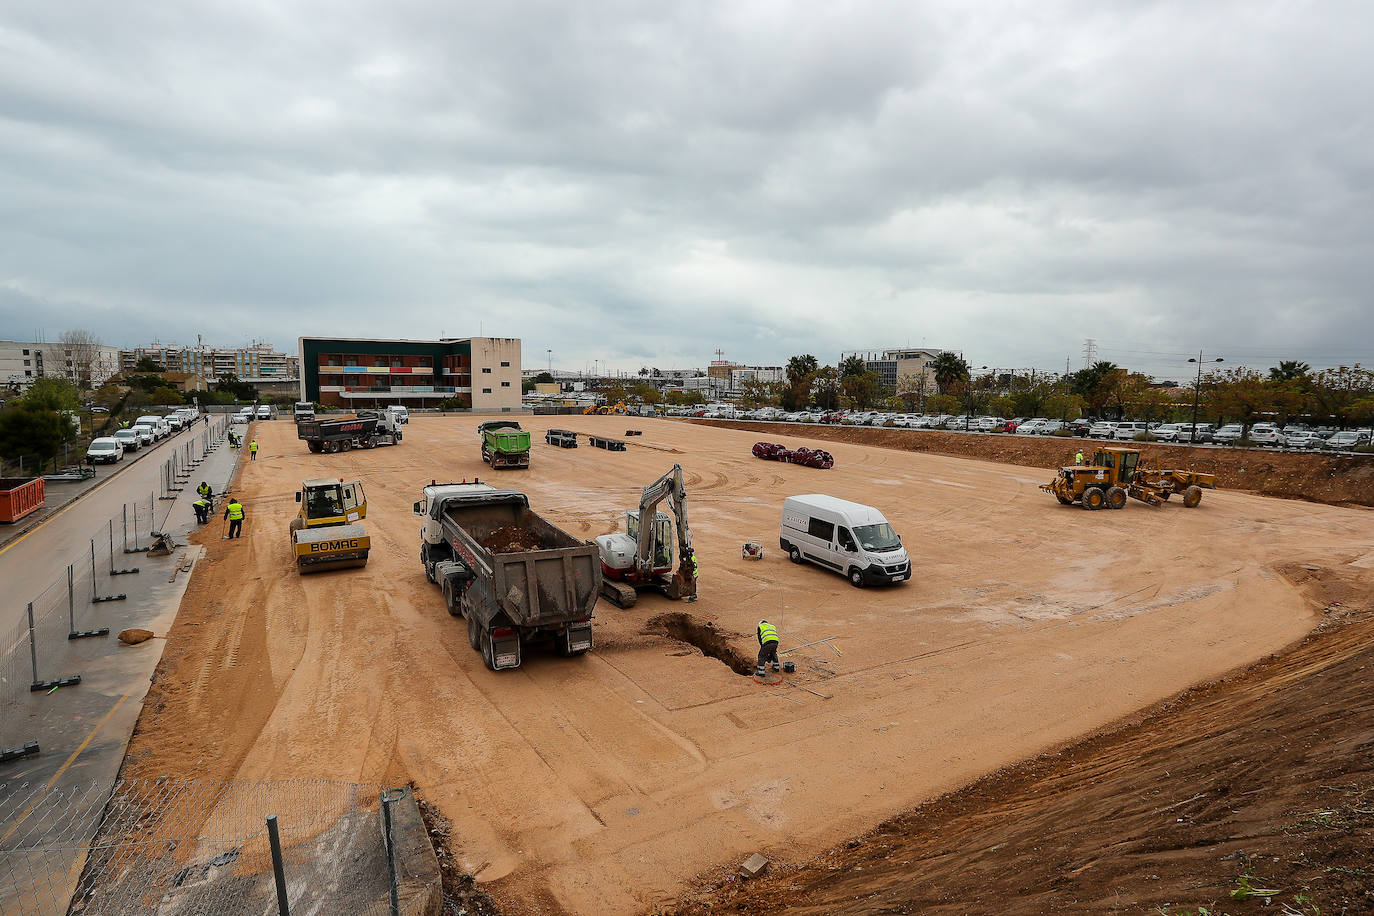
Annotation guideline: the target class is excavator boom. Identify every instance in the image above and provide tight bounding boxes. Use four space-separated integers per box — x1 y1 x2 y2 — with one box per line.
633 465 696 600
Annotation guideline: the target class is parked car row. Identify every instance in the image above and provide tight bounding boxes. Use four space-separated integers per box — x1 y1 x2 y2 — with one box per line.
677 408 1372 452
86 407 201 463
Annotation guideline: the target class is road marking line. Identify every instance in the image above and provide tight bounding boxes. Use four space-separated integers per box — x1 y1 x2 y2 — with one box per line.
0 692 132 844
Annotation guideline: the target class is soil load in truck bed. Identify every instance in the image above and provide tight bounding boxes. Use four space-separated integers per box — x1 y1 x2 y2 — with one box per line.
479 526 545 553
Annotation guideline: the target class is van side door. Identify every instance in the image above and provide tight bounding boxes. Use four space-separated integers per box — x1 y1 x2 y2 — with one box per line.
806 517 839 569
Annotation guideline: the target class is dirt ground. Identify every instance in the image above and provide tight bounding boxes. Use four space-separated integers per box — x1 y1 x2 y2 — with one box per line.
701 419 1374 506
669 565 1374 915
119 416 1374 914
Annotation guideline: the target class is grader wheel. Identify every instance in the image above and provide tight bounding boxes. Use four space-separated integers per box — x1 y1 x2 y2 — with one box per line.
1106 486 1128 510
1082 487 1106 510
1183 485 1204 508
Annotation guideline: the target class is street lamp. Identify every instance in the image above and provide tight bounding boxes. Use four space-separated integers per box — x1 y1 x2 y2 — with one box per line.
1188 351 1224 439
965 366 989 431
546 348 552 373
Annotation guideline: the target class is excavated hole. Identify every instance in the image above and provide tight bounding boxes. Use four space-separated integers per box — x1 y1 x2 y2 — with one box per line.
647 612 754 676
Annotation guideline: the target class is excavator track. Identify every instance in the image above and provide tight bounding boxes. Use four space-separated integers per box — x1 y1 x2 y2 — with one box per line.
601 580 638 608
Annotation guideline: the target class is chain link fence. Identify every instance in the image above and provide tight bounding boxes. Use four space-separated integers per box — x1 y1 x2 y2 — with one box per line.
1 778 402 915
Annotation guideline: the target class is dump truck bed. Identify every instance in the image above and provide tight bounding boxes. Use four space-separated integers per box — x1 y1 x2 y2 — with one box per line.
437 493 599 629
296 416 377 443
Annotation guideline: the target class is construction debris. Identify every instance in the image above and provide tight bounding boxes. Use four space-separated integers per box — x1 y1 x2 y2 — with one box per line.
752 441 835 469
739 853 770 878
117 628 155 645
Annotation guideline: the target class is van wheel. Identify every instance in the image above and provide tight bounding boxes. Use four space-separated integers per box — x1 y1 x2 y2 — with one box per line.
789 546 802 564
849 568 865 588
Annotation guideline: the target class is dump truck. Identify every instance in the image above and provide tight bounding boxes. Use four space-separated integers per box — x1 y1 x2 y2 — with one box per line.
415 481 600 670
296 412 402 453
1041 447 1217 510
478 421 531 469
289 477 370 572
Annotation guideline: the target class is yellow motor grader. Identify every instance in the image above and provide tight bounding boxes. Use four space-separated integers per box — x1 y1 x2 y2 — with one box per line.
1042 447 1216 511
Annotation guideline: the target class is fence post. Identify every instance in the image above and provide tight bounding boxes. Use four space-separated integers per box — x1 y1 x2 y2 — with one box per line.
91 539 126 605
266 815 291 916
382 789 402 916
111 519 138 574
28 601 80 691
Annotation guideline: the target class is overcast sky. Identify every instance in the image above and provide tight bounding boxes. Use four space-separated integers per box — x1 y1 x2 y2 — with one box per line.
1 1 1371 379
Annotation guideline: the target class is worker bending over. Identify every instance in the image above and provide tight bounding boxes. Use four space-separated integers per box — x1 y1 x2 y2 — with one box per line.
196 481 214 508
755 619 781 677
192 498 210 524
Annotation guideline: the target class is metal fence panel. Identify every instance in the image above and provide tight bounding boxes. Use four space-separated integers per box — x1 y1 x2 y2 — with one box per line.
1 778 394 915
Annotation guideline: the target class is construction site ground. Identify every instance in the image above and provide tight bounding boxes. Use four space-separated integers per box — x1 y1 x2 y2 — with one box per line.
118 416 1374 914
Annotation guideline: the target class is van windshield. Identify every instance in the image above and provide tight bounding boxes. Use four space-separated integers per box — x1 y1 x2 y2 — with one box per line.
854 523 901 552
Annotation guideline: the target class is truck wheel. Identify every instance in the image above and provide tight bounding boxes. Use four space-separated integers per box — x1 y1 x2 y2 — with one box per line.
848 568 865 588
341 439 351 452
1055 493 1073 505
443 581 460 616
468 612 481 650
1106 486 1127 510
789 546 803 564
308 442 322 453
1183 485 1203 508
1082 487 1106 510
327 441 339 454
481 631 497 671
362 439 375 449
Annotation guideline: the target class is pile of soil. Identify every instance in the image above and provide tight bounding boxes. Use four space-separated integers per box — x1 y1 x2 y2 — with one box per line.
668 567 1374 915
693 420 1374 506
479 526 544 553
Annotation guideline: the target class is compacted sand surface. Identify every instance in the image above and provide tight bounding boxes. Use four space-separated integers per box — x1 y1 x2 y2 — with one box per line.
120 416 1374 914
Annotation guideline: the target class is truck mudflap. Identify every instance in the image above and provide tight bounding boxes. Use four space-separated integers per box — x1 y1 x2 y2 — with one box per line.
491 453 530 469
490 627 522 670
559 622 594 656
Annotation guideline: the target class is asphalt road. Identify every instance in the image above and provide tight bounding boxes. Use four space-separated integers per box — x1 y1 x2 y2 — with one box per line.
0 419 222 635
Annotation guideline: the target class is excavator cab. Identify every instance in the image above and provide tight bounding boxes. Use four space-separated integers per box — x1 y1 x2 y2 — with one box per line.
627 511 673 572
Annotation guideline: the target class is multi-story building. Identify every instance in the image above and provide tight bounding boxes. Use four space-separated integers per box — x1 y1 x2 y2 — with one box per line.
842 348 953 393
119 342 297 384
1 339 121 390
298 337 521 410
728 366 784 391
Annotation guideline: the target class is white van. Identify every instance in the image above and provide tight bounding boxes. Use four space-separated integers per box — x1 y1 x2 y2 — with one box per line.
386 405 409 425
136 415 169 439
256 405 272 420
779 494 911 588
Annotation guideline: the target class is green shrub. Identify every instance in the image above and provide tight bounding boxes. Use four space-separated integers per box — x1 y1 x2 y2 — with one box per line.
1133 432 1158 442
1050 428 1074 437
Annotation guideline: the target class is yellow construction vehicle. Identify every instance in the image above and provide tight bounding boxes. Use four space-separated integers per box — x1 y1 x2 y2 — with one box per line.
289 477 370 572
583 401 628 415
1042 447 1216 510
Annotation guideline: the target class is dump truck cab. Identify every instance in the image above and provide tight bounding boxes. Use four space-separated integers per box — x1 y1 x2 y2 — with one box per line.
290 478 370 572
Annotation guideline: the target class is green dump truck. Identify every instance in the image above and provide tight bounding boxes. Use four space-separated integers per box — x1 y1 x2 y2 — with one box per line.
479 421 531 469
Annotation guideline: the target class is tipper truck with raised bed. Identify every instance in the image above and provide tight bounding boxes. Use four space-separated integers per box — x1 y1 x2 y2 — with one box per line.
478 421 531 469
415 480 600 670
296 411 402 453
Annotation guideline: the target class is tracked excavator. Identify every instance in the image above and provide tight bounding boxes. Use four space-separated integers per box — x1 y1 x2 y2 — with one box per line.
595 465 696 608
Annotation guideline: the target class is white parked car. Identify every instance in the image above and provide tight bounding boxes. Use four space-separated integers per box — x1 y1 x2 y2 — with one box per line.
86 437 123 464
1040 419 1065 434
1113 421 1150 440
131 424 156 446
1015 419 1046 436
256 405 272 420
1284 430 1325 449
114 429 142 452
1153 423 1183 442
1248 425 1287 447
164 414 183 431
1088 421 1118 438
1213 424 1244 444
136 415 170 439
1324 430 1371 451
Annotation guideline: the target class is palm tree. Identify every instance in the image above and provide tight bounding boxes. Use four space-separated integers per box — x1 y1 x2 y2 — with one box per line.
1269 360 1311 383
786 354 819 383
929 351 970 395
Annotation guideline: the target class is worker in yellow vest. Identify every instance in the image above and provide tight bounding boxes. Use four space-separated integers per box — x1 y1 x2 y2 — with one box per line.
249 439 258 461
223 497 245 538
755 620 780 677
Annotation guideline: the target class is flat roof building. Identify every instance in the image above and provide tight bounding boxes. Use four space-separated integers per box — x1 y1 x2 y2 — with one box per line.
298 337 521 410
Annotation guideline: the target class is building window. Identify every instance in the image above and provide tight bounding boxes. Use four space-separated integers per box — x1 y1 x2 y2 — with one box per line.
22 349 29 356
500 361 510 367
501 381 511 387
481 367 492 373
24 370 32 377
482 387 492 394
22 360 29 366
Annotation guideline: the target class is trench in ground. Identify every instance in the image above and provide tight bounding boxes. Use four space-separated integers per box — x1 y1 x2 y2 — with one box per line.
647 612 755 676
